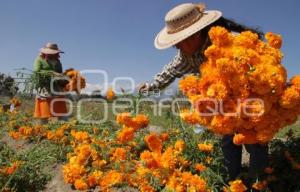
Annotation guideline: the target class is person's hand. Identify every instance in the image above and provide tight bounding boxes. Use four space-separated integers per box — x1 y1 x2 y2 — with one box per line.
138 82 151 93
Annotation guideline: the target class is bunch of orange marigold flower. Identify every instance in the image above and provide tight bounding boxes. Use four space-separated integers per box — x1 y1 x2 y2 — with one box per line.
116 112 149 143
179 26 300 144
64 68 86 94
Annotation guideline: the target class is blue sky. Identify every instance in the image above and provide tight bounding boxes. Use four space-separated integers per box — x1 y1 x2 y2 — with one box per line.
0 0 300 92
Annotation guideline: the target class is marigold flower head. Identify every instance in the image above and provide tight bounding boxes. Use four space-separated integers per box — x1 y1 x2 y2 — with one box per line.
144 133 163 153
208 26 233 47
117 127 135 143
252 180 268 191
228 179 247 192
74 179 89 190
290 75 300 89
198 143 213 152
161 147 177 170
140 150 160 169
9 131 20 140
111 147 127 161
179 75 201 97
62 163 86 183
180 109 200 125
71 130 90 143
87 171 103 187
160 133 169 141
279 87 300 109
106 87 115 100
195 163 207 172
99 170 123 188
234 31 259 49
174 140 185 152
4 161 22 175
265 32 282 49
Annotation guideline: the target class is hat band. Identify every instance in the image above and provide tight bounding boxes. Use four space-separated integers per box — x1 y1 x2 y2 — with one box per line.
167 13 203 34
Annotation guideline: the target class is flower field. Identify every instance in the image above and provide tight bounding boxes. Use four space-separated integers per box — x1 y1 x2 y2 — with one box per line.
0 95 300 192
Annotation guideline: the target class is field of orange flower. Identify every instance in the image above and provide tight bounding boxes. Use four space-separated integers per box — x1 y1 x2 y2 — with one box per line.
0 95 299 192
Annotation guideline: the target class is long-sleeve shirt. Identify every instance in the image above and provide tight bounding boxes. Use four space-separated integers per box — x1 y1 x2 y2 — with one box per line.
33 56 63 97
33 56 63 73
149 49 205 90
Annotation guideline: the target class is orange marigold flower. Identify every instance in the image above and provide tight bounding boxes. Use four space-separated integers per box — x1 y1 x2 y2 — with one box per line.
234 31 259 49
180 109 200 125
62 163 86 183
161 147 176 170
111 147 127 161
208 26 233 47
74 179 89 190
181 172 207 192
178 75 200 96
116 112 131 125
174 140 185 153
132 114 149 129
71 130 90 143
291 75 300 89
117 127 135 143
160 133 169 141
106 87 115 100
195 163 207 172
87 171 103 187
99 170 123 189
252 180 268 191
279 87 300 109
46 131 55 140
233 133 246 145
144 133 163 153
228 179 247 192
265 32 282 49
9 131 20 140
4 161 21 175
140 150 160 169
198 143 213 152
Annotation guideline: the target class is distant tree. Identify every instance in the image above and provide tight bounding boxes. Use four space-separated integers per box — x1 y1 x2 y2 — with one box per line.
0 73 18 96
91 89 103 98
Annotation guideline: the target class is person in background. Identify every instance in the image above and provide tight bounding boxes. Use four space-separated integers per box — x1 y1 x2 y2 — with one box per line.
33 43 69 124
139 2 269 186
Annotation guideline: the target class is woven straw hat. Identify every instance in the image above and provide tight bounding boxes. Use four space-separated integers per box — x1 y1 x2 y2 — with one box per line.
40 43 64 54
154 3 222 49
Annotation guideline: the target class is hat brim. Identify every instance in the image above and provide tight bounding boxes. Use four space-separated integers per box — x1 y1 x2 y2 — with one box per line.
154 10 222 50
40 48 64 54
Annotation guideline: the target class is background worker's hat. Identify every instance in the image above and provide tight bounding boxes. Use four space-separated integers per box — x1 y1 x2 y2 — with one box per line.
40 43 64 54
154 3 222 49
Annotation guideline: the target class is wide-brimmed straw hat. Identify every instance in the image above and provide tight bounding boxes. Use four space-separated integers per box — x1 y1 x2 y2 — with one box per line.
154 3 222 50
40 43 64 54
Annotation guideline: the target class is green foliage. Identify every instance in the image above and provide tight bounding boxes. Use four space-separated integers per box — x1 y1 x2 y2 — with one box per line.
0 140 70 192
268 133 300 192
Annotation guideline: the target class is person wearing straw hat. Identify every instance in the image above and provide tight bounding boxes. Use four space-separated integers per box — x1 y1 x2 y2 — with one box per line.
139 2 269 185
33 42 69 124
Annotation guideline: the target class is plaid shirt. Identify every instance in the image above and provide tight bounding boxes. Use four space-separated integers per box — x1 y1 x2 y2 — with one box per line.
149 48 205 90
